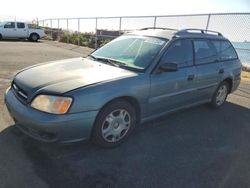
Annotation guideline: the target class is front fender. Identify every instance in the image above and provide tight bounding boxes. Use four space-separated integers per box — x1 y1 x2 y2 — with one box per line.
66 74 150 114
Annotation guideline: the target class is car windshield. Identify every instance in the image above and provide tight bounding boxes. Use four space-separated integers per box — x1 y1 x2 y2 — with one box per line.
90 35 167 72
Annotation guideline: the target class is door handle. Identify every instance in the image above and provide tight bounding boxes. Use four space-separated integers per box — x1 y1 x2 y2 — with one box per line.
219 69 224 74
187 74 195 81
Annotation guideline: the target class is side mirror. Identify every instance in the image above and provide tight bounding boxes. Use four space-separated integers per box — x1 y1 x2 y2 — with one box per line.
158 62 178 72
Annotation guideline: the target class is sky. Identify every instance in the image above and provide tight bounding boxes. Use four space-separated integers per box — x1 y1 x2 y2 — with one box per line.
0 0 249 42
0 0 249 21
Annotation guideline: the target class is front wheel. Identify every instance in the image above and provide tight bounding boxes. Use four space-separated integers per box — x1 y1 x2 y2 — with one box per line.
210 81 229 108
92 100 136 148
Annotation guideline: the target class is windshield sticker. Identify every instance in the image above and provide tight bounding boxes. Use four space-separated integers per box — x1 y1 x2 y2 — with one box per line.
144 39 165 45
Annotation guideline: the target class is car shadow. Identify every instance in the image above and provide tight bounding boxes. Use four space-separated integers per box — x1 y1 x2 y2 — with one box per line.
1 101 250 188
0 39 41 43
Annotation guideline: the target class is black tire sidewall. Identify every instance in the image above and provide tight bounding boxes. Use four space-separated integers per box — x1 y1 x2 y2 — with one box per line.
30 34 38 42
211 81 229 108
92 100 136 148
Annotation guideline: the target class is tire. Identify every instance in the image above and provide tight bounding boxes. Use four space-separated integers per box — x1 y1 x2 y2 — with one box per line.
210 81 229 108
0 34 2 40
92 100 136 148
29 33 39 42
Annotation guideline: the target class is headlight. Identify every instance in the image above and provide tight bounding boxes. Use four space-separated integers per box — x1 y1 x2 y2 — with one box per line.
31 95 72 114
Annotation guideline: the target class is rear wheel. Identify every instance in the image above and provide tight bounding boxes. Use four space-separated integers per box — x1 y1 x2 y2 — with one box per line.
29 33 39 42
92 100 136 148
210 81 229 108
0 34 2 40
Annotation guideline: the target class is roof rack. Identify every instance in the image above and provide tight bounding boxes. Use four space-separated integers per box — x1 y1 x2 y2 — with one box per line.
176 29 223 36
140 27 178 31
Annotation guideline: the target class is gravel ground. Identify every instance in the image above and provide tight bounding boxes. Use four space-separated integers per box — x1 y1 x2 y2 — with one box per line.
0 40 249 188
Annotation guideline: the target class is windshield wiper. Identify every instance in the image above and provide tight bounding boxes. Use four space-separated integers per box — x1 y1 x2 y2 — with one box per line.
86 55 139 72
89 56 127 67
87 54 97 61
98 58 120 67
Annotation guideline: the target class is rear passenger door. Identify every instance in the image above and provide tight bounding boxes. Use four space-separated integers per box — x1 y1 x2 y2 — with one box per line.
193 39 223 100
16 22 27 38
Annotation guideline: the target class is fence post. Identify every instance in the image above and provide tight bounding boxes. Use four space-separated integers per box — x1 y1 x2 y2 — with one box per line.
95 18 98 49
78 18 80 46
206 14 211 30
57 19 60 42
67 18 69 44
50 19 53 40
153 16 157 28
119 17 122 35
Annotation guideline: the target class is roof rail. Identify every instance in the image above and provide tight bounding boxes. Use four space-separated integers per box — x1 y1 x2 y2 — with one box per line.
176 29 223 36
140 27 178 31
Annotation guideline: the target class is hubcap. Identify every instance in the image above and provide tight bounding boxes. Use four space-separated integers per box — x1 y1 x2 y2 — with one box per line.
101 109 131 143
216 85 228 106
32 35 37 41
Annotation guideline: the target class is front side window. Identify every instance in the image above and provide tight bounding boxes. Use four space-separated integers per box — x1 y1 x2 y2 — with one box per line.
17 22 25 29
91 35 167 71
193 40 217 65
4 22 15 28
212 40 238 61
161 39 193 68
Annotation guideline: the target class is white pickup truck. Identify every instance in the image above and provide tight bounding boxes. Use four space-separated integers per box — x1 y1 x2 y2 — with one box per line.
0 21 46 42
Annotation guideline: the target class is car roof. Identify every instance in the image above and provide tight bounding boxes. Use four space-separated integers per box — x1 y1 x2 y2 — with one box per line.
128 28 227 40
129 29 176 40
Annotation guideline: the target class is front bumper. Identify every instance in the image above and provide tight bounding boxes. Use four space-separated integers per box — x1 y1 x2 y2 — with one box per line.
4 88 98 143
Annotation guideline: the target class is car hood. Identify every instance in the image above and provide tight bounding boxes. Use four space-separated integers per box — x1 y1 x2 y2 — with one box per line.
14 57 137 99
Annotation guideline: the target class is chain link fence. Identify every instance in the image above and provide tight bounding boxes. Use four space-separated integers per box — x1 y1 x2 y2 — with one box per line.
38 13 250 70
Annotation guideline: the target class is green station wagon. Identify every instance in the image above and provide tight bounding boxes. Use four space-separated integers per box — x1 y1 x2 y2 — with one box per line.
5 28 242 147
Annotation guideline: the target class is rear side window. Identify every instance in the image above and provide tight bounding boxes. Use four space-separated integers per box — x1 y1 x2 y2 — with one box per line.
4 22 15 28
161 39 193 67
212 40 238 61
17 22 25 29
193 40 217 65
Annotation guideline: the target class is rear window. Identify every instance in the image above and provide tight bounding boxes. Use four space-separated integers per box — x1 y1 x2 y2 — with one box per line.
17 22 25 29
212 40 238 61
193 40 217 65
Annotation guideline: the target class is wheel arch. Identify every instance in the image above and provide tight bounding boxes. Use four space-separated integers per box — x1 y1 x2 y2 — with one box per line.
97 96 141 124
222 77 233 93
29 32 40 39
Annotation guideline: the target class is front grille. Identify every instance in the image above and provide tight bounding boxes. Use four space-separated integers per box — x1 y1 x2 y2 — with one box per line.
12 82 28 103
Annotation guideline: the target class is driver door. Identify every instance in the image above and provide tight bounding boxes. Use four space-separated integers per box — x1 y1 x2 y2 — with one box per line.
148 39 198 117
2 22 16 38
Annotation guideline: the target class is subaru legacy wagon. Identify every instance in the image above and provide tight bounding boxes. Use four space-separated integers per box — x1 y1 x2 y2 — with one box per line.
5 28 242 147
